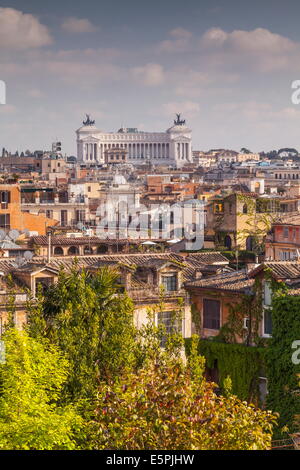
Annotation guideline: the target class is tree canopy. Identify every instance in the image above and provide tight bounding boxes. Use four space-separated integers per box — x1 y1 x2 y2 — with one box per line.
0 329 82 450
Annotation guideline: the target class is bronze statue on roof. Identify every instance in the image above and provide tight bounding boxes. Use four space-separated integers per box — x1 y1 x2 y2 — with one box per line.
174 113 186 125
83 114 95 126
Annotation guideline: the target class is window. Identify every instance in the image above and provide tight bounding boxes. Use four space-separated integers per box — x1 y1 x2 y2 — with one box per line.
1 191 10 203
161 274 177 292
263 309 272 336
203 299 220 330
0 214 10 229
60 210 68 226
1 191 10 209
214 203 224 213
284 227 289 238
157 310 182 346
35 277 53 295
76 210 85 223
263 282 272 306
259 377 268 406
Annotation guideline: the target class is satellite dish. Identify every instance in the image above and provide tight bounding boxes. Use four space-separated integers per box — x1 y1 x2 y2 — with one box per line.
9 229 20 241
12 256 26 268
24 251 34 261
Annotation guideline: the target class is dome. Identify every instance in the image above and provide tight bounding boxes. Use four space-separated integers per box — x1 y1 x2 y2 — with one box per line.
76 124 101 134
166 124 191 134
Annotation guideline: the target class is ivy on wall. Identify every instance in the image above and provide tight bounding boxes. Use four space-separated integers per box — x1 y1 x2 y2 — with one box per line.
266 294 300 437
185 338 266 403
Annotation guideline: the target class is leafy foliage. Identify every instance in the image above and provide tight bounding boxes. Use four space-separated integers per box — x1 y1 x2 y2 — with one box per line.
267 294 300 437
0 329 82 450
88 338 276 450
27 266 137 401
186 338 267 403
5 265 277 450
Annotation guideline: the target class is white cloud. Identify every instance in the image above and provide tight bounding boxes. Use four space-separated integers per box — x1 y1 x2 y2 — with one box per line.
212 101 300 123
158 27 192 53
43 61 121 84
61 17 98 34
199 27 300 72
201 27 296 54
169 27 192 39
132 63 165 86
0 8 52 49
162 101 200 118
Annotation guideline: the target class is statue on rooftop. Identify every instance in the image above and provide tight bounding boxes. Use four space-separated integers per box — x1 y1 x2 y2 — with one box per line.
83 114 95 126
174 113 186 125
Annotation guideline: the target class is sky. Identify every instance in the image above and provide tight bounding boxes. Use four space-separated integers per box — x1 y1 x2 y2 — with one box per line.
1 0 300 155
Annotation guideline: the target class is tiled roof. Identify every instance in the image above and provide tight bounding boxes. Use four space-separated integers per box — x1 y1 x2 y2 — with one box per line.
0 251 229 283
273 215 300 226
184 252 229 265
185 270 254 293
286 288 300 296
249 261 300 280
29 236 152 246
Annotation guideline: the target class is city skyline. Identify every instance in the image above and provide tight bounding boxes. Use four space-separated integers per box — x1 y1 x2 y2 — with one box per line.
1 0 300 154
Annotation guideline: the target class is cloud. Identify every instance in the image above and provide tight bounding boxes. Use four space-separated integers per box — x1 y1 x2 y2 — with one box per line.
212 101 300 124
42 60 122 85
0 8 52 49
169 27 192 39
201 27 296 54
132 63 165 86
61 17 98 34
162 101 200 118
158 27 192 53
198 27 300 73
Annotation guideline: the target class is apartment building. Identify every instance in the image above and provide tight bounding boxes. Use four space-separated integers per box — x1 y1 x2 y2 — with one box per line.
0 184 58 235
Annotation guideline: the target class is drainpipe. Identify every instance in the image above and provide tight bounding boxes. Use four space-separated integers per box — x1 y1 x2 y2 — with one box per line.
47 229 51 264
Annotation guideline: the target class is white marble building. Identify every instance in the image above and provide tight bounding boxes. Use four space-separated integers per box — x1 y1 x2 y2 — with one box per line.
76 115 192 168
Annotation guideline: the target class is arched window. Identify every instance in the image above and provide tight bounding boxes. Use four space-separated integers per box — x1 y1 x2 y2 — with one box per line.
68 246 79 256
243 204 248 214
97 245 108 254
54 246 63 256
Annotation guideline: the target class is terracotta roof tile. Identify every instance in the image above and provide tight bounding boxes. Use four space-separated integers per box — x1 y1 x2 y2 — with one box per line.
185 270 254 293
249 261 300 280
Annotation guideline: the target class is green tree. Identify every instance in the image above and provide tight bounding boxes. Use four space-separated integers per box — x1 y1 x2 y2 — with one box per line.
27 266 138 401
0 328 82 450
87 339 277 450
240 148 252 154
